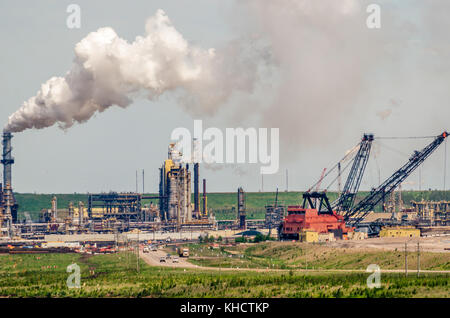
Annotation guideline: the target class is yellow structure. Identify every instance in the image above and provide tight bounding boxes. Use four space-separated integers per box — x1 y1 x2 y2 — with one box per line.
90 207 108 218
74 206 89 219
165 158 174 175
202 195 208 217
379 226 420 238
299 230 319 242
318 232 336 242
411 200 450 226
347 231 368 240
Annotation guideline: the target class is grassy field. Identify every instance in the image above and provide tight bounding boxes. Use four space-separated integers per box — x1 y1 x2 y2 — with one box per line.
0 251 448 297
14 190 450 221
186 242 450 271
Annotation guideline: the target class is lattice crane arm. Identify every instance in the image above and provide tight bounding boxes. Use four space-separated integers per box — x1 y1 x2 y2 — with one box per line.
332 134 374 212
346 131 449 227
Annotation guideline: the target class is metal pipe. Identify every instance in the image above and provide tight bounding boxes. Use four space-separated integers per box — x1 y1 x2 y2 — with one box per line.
202 178 206 217
194 163 199 212
238 187 246 229
186 165 192 222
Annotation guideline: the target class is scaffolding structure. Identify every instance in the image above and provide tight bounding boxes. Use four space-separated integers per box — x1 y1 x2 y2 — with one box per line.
412 200 450 226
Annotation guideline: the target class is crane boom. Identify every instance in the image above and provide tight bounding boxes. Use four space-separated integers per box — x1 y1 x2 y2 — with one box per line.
332 134 373 212
346 131 448 227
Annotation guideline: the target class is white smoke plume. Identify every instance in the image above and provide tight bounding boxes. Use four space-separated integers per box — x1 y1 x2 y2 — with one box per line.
233 0 450 175
5 9 264 133
235 0 450 162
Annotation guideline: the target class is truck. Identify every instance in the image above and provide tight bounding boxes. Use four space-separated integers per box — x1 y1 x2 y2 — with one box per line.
176 247 189 257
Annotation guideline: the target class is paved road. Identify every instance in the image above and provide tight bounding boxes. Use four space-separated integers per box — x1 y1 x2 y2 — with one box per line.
139 248 274 272
140 248 199 269
139 248 450 274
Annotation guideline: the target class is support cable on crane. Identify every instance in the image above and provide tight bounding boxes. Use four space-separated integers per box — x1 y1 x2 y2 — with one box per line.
345 131 449 227
307 143 360 193
375 136 436 140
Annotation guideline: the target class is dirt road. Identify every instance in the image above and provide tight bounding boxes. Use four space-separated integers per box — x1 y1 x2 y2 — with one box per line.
329 235 450 253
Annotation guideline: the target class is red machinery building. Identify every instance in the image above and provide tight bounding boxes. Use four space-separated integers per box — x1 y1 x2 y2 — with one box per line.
279 192 353 240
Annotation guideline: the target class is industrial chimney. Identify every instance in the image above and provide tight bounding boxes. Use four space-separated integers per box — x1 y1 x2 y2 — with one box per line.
202 178 207 217
1 131 17 224
194 163 200 214
1 132 14 188
237 187 246 230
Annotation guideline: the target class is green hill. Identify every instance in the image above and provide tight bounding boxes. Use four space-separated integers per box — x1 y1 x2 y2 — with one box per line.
14 190 450 222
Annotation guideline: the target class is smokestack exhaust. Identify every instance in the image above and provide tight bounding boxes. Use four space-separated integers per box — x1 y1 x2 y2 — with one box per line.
4 10 262 134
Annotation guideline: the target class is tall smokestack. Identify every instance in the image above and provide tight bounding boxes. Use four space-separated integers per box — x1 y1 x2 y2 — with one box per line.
202 178 206 217
237 187 246 230
194 163 199 213
1 132 14 188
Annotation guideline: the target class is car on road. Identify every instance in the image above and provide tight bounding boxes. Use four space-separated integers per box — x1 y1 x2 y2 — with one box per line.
143 246 150 253
166 237 171 243
151 245 157 251
172 256 179 263
159 257 166 263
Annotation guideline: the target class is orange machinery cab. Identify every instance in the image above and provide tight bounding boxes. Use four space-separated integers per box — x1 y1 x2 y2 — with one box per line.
279 192 353 240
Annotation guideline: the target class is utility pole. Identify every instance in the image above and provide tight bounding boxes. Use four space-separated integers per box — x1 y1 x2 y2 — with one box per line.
378 167 381 186
137 231 140 273
126 238 129 270
115 230 118 251
404 242 408 276
136 170 138 193
286 169 288 192
419 166 422 191
417 241 420 277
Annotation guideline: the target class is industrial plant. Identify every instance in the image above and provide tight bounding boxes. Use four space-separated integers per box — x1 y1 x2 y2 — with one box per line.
0 129 449 244
2 139 220 239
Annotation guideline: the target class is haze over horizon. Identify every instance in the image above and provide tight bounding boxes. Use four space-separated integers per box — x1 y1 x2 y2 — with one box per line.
1 1 449 194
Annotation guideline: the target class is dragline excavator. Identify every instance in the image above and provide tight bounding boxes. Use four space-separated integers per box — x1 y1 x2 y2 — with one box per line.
278 131 448 240
278 133 374 240
343 131 448 235
332 133 374 213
